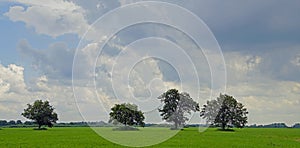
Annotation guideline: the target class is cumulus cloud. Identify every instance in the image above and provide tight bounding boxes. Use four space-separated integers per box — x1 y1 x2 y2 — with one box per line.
0 63 30 119
0 62 92 121
0 79 10 94
4 0 89 37
71 0 121 23
16 39 118 120
225 52 262 81
72 36 194 121
0 64 27 94
28 75 50 92
226 80 300 125
3 0 300 125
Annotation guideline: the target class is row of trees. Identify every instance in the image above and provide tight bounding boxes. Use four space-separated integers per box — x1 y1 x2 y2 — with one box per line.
18 89 247 130
0 120 23 126
109 89 248 130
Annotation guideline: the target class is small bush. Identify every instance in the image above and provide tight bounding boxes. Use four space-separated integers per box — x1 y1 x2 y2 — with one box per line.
112 126 139 131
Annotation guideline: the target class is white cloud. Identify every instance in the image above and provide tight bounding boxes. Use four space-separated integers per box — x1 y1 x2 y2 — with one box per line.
0 64 30 119
226 52 261 73
4 0 89 37
226 79 300 125
11 0 82 10
71 0 121 23
72 39 188 121
119 0 140 5
291 54 300 66
0 79 10 94
3 0 300 125
224 52 262 84
0 63 84 121
30 75 50 92
0 64 27 94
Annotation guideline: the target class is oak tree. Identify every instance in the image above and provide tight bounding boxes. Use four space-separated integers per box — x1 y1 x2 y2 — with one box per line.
158 89 199 129
22 100 58 129
200 94 248 130
109 103 145 127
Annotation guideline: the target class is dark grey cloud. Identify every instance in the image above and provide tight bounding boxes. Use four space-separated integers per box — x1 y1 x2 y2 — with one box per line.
260 47 300 82
224 44 300 84
70 0 300 53
157 60 180 82
17 39 74 80
101 22 211 85
16 0 300 85
174 0 300 50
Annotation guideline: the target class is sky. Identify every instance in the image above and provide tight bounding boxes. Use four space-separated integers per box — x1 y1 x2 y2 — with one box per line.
0 0 299 126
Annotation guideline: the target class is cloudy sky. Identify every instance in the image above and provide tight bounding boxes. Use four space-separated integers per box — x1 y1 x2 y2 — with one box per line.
0 0 299 125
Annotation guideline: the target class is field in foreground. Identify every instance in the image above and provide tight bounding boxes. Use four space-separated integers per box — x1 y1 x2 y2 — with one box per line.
0 127 299 147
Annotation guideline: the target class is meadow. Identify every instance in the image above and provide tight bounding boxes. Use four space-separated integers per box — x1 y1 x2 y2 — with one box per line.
0 127 299 147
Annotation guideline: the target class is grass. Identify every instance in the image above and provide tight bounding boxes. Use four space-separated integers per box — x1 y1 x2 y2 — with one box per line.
158 128 300 148
0 127 299 147
93 127 178 147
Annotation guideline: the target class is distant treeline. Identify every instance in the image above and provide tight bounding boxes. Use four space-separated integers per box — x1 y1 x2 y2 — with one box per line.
0 120 174 128
246 123 300 128
0 120 299 128
0 120 107 127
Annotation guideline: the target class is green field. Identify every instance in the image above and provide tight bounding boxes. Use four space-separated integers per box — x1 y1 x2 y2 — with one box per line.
0 127 299 147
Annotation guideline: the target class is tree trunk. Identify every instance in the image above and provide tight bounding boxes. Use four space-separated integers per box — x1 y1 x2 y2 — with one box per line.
175 122 178 129
38 124 41 129
221 123 226 130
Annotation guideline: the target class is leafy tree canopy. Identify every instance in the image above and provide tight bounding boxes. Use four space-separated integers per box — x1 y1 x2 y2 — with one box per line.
200 94 248 130
22 100 58 129
158 89 199 129
109 103 145 127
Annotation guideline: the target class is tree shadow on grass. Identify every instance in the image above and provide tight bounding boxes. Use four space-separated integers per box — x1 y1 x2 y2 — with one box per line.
170 127 185 131
216 128 235 132
112 126 139 131
33 127 48 130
